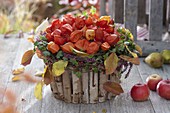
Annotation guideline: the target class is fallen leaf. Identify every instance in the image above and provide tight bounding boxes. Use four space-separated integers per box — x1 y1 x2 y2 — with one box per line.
104 53 118 75
12 67 25 75
119 55 140 65
34 81 44 100
34 70 44 77
103 81 124 95
21 50 35 66
135 44 142 56
43 66 53 85
12 73 41 83
27 35 35 43
52 60 68 76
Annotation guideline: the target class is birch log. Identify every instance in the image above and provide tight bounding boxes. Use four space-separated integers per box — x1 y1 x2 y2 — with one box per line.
72 72 82 103
89 71 98 103
62 70 72 103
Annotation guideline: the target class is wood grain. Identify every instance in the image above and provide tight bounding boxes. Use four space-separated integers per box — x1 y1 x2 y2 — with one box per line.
124 0 138 40
149 0 163 41
110 65 155 113
137 58 170 113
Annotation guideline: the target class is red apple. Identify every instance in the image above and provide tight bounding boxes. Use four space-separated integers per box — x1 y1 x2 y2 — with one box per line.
157 79 170 100
146 74 163 91
130 83 150 102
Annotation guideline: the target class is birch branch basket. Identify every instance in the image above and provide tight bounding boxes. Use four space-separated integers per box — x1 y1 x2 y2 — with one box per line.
50 70 121 104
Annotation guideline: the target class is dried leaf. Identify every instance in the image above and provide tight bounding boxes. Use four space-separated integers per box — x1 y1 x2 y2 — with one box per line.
119 55 140 65
43 66 53 85
34 81 44 100
125 45 138 58
21 50 35 66
12 67 25 75
27 35 35 43
135 44 142 56
35 18 49 34
12 73 41 83
52 60 68 76
35 48 44 59
104 53 118 75
103 81 124 95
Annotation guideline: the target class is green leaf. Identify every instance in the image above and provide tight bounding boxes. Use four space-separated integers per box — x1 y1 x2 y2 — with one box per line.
90 6 96 15
42 51 51 57
34 81 44 100
70 59 78 66
40 36 47 41
56 50 63 59
82 11 88 17
52 60 68 76
104 53 119 75
92 67 98 73
74 71 82 78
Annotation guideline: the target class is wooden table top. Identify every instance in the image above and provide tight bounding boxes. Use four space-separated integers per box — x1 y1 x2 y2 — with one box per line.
0 34 170 113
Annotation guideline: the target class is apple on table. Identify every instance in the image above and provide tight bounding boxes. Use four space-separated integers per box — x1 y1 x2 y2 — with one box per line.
157 79 170 100
146 74 163 91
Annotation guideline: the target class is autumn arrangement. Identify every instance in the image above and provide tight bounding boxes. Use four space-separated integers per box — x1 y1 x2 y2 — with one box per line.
20 7 142 103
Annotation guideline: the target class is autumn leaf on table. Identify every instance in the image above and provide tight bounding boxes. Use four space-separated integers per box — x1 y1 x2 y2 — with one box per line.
52 60 68 76
12 67 25 75
42 66 53 85
119 55 140 65
34 80 44 100
0 88 18 113
12 73 41 83
21 50 35 66
103 81 124 95
104 53 118 75
27 35 35 43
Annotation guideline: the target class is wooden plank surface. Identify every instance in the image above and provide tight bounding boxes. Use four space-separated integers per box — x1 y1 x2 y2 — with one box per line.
110 66 155 113
149 0 163 41
99 0 106 16
136 40 170 56
137 0 146 24
1 35 170 113
137 58 170 113
124 0 138 40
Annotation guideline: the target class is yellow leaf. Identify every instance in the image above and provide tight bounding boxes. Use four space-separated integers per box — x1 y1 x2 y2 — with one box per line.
125 29 134 41
125 45 138 58
104 53 118 75
34 81 44 100
52 60 68 76
43 66 53 85
119 55 140 65
71 47 89 57
12 67 25 75
135 44 143 56
21 50 35 66
99 16 111 24
12 76 21 82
